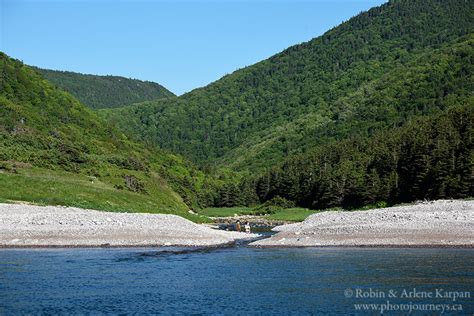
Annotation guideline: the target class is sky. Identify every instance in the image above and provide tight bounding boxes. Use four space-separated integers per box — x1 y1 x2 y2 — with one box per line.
1 0 386 95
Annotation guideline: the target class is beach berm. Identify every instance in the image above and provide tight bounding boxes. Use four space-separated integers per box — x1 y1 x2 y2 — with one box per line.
251 200 474 247
0 203 258 247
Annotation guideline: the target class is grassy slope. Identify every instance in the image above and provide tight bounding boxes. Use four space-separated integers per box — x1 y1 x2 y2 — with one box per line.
0 168 186 214
99 0 473 171
35 67 175 109
0 52 212 221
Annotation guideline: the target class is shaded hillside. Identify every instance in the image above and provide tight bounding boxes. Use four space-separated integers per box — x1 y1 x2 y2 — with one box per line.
227 105 473 210
0 53 217 218
100 0 474 171
35 67 175 109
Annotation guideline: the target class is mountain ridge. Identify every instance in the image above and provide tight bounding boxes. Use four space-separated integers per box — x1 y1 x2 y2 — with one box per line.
100 0 474 171
34 67 175 109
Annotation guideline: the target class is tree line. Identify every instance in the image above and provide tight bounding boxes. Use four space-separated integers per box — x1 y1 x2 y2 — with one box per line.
216 105 473 210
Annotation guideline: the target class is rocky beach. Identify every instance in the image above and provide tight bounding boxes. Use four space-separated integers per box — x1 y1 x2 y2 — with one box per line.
0 203 258 248
1 200 473 248
251 200 474 247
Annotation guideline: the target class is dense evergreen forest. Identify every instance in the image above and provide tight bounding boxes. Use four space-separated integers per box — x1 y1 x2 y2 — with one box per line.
101 0 473 171
217 105 473 209
35 68 175 109
1 0 473 216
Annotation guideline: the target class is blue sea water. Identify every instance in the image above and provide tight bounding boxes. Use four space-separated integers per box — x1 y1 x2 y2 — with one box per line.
0 247 473 314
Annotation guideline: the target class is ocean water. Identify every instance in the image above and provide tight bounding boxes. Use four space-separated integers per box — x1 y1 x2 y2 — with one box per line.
0 247 473 314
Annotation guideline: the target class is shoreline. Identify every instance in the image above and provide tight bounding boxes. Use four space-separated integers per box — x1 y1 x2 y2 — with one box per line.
1 200 473 249
0 242 236 249
2 243 474 250
250 244 474 249
250 200 474 248
0 203 259 248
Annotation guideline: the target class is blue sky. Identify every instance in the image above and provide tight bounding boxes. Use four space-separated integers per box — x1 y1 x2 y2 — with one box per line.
1 0 386 95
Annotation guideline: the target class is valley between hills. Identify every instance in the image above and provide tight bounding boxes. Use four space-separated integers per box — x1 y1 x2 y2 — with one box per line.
0 0 473 247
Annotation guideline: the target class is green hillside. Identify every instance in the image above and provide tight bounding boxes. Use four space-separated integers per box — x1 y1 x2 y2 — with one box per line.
0 53 216 220
100 0 473 171
220 35 473 171
2 0 472 217
227 104 473 210
212 36 474 208
35 67 175 109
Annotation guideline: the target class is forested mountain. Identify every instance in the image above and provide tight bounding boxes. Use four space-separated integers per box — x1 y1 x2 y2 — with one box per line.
218 104 473 209
35 67 175 109
217 36 473 171
214 36 474 208
100 0 474 171
2 0 472 215
0 53 218 217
